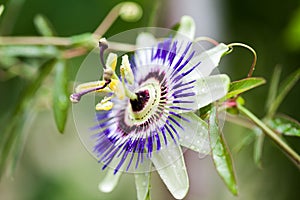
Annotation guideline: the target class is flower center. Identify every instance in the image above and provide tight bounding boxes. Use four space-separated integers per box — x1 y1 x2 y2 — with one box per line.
125 81 161 124
130 90 150 112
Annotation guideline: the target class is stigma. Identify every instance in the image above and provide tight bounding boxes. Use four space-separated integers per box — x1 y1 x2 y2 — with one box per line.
70 47 138 111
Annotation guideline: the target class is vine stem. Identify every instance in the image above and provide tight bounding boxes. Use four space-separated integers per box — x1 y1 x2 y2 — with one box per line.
93 3 123 39
0 36 72 46
237 104 300 168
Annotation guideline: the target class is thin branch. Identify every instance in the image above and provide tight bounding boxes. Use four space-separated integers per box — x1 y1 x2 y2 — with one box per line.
225 113 256 130
108 41 136 52
0 36 71 46
0 35 137 58
93 4 123 39
237 104 300 168
62 47 88 59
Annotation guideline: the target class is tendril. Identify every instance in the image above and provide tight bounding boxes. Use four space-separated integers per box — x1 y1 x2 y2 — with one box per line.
227 43 257 78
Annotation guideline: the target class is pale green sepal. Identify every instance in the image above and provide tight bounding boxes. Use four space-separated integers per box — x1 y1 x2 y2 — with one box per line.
151 144 189 199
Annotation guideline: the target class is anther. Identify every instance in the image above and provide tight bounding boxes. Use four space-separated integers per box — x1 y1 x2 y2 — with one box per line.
70 80 111 103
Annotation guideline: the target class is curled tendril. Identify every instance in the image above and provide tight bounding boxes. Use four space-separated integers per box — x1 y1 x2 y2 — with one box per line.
227 43 257 78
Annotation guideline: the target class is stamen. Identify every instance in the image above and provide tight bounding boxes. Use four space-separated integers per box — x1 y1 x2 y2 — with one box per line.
120 55 134 84
96 96 114 111
70 80 111 103
120 67 137 100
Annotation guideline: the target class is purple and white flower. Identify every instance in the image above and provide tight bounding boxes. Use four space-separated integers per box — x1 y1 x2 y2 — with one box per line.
71 16 230 200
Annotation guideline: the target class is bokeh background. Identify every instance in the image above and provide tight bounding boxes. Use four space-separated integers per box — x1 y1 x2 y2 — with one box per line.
0 0 299 200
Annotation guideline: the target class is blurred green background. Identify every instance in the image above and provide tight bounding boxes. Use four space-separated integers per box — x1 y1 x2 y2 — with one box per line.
0 0 299 200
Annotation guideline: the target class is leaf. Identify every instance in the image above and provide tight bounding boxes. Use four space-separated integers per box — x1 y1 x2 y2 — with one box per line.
34 14 56 36
9 108 37 176
253 128 264 168
53 59 69 133
0 59 55 179
268 68 300 117
233 133 255 153
267 115 300 137
265 66 281 112
225 77 266 99
209 106 238 195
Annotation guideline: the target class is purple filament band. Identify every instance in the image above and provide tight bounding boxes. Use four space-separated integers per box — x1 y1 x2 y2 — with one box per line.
70 80 110 103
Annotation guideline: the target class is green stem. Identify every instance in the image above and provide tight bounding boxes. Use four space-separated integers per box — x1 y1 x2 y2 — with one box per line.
237 104 300 168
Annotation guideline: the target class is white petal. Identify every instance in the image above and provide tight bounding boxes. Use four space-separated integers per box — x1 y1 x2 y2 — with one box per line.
98 168 122 193
134 159 152 200
135 169 151 200
188 43 229 77
175 15 196 41
174 112 210 155
194 74 230 107
135 32 157 68
172 74 230 111
136 32 157 49
151 144 189 199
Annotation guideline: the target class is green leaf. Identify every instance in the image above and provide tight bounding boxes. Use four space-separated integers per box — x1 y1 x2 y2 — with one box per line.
34 14 56 36
225 77 266 99
265 66 281 112
267 115 300 137
53 59 69 133
233 133 255 153
268 68 300 117
209 106 238 195
253 128 264 168
0 59 55 179
9 108 37 176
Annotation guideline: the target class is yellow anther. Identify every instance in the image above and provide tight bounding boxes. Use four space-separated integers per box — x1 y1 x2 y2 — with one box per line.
106 53 118 71
109 79 125 99
96 100 114 111
120 54 134 85
75 81 111 93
